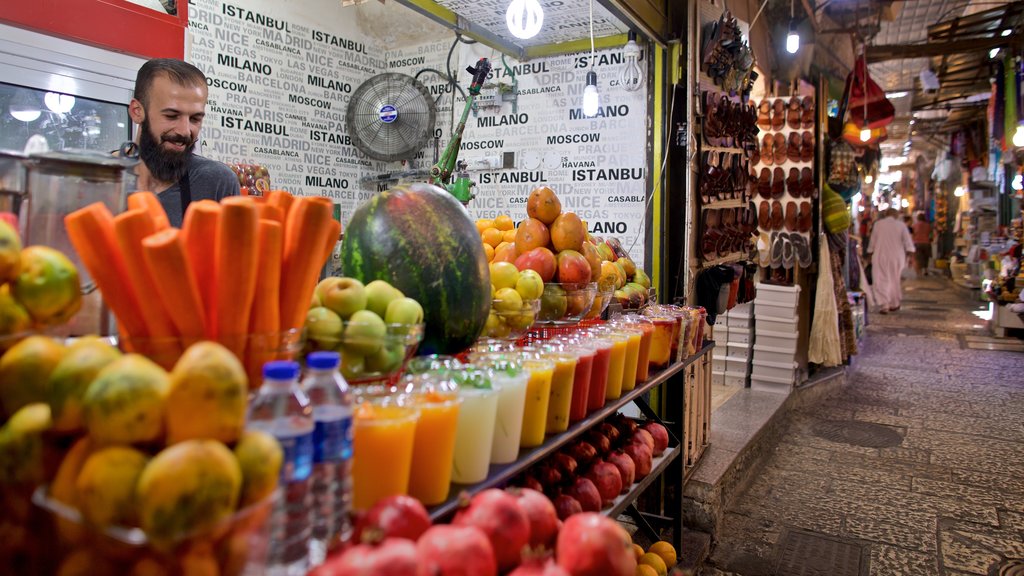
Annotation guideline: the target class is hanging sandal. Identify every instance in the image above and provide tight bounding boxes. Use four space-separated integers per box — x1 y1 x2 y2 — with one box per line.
792 233 812 268
773 133 787 164
781 233 795 269
770 200 783 230
800 131 814 162
771 99 785 130
798 201 812 232
787 98 802 130
784 201 797 231
800 167 814 197
761 134 774 166
786 167 800 196
787 132 802 163
771 167 785 199
770 231 784 268
801 96 815 129
758 167 772 199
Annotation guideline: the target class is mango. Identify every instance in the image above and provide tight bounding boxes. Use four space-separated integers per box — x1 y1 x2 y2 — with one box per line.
75 446 149 528
0 402 51 485
50 437 94 544
166 342 248 445
13 245 82 326
82 354 169 445
233 429 282 507
0 219 21 284
0 335 65 418
48 338 122 433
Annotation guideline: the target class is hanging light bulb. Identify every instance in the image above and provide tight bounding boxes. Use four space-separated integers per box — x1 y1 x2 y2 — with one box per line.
9 90 41 122
44 92 75 114
953 186 965 197
1013 124 1024 148
786 21 800 54
506 0 544 40
860 127 872 142
583 71 600 117
901 198 910 209
865 174 874 184
619 31 642 92
1012 174 1023 191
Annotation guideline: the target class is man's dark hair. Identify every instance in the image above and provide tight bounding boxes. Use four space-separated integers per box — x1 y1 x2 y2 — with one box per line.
917 213 927 221
134 58 207 106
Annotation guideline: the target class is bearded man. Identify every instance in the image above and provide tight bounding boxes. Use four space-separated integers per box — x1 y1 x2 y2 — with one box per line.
128 58 239 226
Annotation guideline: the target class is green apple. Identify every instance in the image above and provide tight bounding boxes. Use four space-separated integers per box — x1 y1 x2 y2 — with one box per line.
311 292 322 309
493 287 523 314
340 349 366 381
489 261 520 291
342 309 387 355
315 277 343 302
322 277 367 320
515 269 544 301
385 297 424 325
539 284 567 321
306 306 342 348
364 280 404 318
365 344 404 373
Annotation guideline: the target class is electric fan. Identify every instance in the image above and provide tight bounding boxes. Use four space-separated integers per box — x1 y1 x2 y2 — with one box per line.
345 72 436 162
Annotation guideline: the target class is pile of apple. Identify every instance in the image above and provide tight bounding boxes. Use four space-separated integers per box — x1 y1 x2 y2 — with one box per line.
314 490 639 576
484 261 544 340
306 277 425 380
594 236 653 312
513 414 669 517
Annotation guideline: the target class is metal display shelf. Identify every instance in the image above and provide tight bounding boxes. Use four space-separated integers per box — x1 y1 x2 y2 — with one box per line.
429 343 713 520
605 444 680 519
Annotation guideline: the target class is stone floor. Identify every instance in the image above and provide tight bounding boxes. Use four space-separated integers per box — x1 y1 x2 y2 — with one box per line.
702 275 1024 576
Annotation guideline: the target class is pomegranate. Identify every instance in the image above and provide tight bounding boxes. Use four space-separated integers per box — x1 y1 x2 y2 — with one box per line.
630 428 655 453
536 464 563 492
550 452 578 477
623 442 653 479
566 477 601 512
642 422 669 455
416 524 497 576
606 451 635 491
610 414 638 438
508 557 572 576
453 489 531 572
317 538 419 576
585 430 611 455
598 422 621 445
553 494 582 520
520 475 545 493
511 488 560 549
351 494 431 543
584 460 622 507
566 441 598 466
555 513 637 576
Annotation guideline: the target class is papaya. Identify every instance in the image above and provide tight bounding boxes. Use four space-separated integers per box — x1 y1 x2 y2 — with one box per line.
13 245 83 326
56 547 118 576
0 335 65 418
166 342 248 445
75 446 149 528
136 440 242 544
0 402 51 485
82 354 169 445
48 338 122 433
50 437 93 544
130 557 172 576
233 429 282 507
0 219 21 284
0 285 31 342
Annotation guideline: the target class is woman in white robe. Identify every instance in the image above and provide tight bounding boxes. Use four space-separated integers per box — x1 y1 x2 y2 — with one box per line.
867 209 915 313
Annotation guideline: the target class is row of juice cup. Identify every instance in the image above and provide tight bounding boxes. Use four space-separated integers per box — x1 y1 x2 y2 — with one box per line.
348 305 708 512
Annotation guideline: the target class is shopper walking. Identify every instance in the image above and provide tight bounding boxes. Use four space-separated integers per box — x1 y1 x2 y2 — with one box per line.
911 213 933 276
867 208 915 313
127 58 240 226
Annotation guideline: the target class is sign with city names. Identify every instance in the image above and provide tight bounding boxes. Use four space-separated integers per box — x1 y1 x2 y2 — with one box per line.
188 0 649 263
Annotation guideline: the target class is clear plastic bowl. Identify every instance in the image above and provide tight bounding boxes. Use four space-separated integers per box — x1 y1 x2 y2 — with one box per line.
483 298 541 340
537 282 598 325
304 319 425 385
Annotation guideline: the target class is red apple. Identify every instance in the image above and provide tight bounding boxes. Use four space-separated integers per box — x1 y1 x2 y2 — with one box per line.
515 247 557 282
556 249 591 284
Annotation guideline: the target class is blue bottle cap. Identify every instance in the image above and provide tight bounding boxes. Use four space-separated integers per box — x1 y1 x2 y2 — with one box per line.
263 361 300 380
307 351 341 370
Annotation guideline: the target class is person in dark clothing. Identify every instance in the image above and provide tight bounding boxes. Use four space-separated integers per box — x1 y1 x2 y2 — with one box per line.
128 58 239 226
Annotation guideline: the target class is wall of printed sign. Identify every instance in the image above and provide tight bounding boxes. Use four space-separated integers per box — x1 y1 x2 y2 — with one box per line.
187 0 648 263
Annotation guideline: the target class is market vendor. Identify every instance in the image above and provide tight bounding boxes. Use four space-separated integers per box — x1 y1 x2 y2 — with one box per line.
127 58 239 226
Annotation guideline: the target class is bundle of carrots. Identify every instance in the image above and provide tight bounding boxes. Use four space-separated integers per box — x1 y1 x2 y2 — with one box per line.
65 190 341 380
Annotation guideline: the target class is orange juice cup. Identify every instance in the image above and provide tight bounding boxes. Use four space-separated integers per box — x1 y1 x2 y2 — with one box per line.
401 374 462 506
646 316 675 369
539 348 578 434
597 329 629 401
616 326 643 393
351 395 419 511
519 356 555 448
618 315 655 382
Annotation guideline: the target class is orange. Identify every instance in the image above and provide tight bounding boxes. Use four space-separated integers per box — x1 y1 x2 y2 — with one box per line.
502 229 517 243
492 243 518 264
636 566 658 576
648 541 678 568
526 185 561 224
639 552 668 576
484 244 495 261
550 212 586 252
632 543 645 561
494 214 515 231
481 227 503 248
514 218 551 255
475 219 494 233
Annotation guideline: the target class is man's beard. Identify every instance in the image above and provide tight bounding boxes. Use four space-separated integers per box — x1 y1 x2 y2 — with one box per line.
138 117 195 183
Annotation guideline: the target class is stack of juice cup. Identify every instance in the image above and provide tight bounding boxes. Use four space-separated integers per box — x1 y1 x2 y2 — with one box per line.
398 372 462 506
351 389 421 511
450 366 501 484
535 343 579 434
583 334 615 413
516 350 555 448
466 352 529 464
560 340 596 424
642 307 677 370
589 327 630 401
617 314 655 383
608 322 643 393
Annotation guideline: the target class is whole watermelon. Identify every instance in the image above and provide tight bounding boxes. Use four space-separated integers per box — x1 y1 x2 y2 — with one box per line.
340 183 490 355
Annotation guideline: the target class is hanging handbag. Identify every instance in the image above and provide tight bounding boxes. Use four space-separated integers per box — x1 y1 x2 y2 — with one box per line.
844 55 895 129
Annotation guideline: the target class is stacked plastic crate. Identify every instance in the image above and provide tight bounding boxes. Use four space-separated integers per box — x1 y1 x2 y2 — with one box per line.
750 284 800 392
711 302 754 387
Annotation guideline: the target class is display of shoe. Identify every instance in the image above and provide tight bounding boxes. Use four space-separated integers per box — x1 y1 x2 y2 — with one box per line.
787 132 801 163
770 200 783 230
757 99 772 131
784 201 797 232
781 233 795 269
791 233 812 267
786 167 800 196
787 98 802 130
798 201 812 233
770 231 783 268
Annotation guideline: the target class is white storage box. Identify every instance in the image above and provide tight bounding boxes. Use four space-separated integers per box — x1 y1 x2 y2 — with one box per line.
723 326 751 344
754 299 799 320
727 342 751 358
750 373 792 394
753 329 798 353
751 358 797 382
726 302 753 317
726 313 752 329
755 315 797 335
711 370 725 386
752 343 796 365
724 370 748 387
754 283 801 306
725 355 749 375
712 356 726 373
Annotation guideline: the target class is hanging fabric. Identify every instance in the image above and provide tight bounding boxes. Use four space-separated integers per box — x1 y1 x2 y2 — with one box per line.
809 234 842 367
1004 55 1018 150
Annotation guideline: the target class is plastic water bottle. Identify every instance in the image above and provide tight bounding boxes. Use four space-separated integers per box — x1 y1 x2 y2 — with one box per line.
301 351 353 566
247 361 314 576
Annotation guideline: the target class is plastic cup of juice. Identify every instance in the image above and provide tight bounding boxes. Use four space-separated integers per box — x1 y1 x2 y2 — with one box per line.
351 393 420 511
517 354 554 448
618 315 654 383
586 337 614 413
645 315 676 370
399 373 462 506
537 346 578 434
591 328 629 401
563 342 595 423
614 325 643 393
450 367 500 484
468 353 528 464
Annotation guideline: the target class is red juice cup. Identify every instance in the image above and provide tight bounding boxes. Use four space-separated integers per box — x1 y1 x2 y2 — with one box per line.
566 343 595 422
587 337 614 412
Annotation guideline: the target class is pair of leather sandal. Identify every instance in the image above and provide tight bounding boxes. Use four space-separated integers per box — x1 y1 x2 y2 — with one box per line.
702 206 757 260
768 231 812 269
759 133 788 166
784 167 815 198
758 200 812 233
755 96 815 132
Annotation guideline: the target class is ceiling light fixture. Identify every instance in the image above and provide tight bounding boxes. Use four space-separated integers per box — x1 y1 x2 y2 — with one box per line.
1013 124 1024 148
953 186 965 197
582 0 600 117
619 31 643 92
1002 29 1012 37
1012 174 1023 191
505 0 544 40
886 91 908 98
865 174 874 184
44 92 75 114
901 198 910 208
989 48 1000 59
9 90 41 122
785 0 800 54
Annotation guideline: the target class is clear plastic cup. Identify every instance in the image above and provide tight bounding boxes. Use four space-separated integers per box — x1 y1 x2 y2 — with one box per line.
585 336 615 413
536 345 579 434
591 328 630 401
405 354 463 375
467 353 529 464
616 314 655 383
517 352 555 448
350 391 420 511
449 367 500 484
609 324 643 393
397 373 462 505
644 312 677 370
560 341 596 423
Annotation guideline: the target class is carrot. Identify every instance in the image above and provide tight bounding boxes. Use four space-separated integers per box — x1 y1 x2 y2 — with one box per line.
64 203 148 338
320 218 342 269
245 220 283 387
257 203 284 225
280 197 333 331
182 200 221 337
265 190 295 225
113 209 179 340
141 228 207 344
127 192 170 231
215 197 260 354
